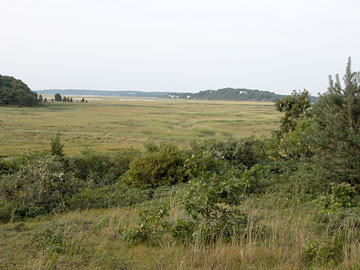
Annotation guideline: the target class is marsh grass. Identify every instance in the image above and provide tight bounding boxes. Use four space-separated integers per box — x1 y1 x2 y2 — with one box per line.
0 98 280 156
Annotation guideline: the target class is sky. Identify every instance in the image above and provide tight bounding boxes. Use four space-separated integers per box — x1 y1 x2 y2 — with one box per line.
1 0 360 95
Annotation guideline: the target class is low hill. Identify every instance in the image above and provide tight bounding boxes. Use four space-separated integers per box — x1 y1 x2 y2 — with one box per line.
190 88 286 102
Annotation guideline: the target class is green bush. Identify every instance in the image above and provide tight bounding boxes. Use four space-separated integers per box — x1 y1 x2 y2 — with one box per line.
240 163 273 194
126 144 189 188
122 203 170 245
301 238 342 267
0 155 76 221
166 219 196 244
179 168 249 242
67 149 112 185
189 137 266 170
67 148 140 186
318 183 357 211
0 151 49 176
315 183 360 236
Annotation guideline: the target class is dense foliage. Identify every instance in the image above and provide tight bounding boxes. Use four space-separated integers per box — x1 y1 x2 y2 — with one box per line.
0 75 39 106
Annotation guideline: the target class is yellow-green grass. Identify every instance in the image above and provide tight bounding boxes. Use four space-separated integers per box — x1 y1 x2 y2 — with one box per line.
0 98 281 156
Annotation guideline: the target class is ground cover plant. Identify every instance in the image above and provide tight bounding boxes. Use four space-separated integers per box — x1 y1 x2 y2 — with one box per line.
1 59 360 269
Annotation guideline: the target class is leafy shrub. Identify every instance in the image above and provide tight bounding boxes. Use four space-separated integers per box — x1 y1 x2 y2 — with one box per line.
0 155 76 221
67 148 111 185
181 169 244 220
0 151 49 176
67 148 140 186
122 203 170 245
179 168 249 242
279 118 314 160
301 238 342 266
108 149 141 180
318 183 357 211
313 183 360 238
189 137 266 170
185 142 230 179
126 144 189 188
240 163 273 194
166 219 196 243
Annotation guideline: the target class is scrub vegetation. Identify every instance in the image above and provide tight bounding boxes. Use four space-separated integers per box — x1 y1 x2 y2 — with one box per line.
1 59 360 269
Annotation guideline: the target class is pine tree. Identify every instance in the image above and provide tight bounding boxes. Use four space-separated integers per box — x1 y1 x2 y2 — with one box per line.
312 57 360 187
50 132 64 157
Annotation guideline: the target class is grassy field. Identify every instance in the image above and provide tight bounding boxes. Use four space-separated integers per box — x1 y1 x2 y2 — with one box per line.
0 98 281 156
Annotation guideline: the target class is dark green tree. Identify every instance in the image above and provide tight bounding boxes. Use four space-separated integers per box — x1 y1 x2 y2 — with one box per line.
54 93 62 101
0 75 39 106
50 132 64 157
44 97 47 102
311 57 360 187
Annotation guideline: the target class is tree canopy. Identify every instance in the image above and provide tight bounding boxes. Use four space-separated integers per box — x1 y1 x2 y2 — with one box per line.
0 75 39 106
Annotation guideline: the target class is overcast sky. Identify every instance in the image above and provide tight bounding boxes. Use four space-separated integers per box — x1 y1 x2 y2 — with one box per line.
1 0 359 95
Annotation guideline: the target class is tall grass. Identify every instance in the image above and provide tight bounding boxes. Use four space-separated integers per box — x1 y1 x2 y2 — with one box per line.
2 195 360 269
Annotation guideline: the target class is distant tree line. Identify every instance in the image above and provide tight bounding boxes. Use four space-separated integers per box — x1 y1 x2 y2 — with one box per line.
53 93 87 103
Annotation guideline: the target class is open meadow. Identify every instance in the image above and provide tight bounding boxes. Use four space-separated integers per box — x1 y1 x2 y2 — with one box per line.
0 98 281 156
